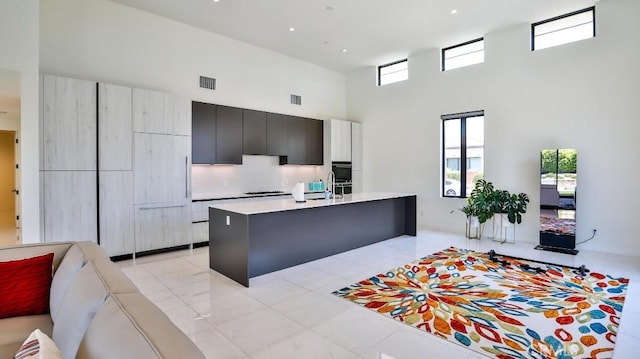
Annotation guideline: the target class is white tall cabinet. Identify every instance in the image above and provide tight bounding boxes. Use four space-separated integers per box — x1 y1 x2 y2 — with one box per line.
40 74 191 256
133 90 191 254
351 122 363 193
40 74 97 243
330 119 364 193
98 83 134 256
330 119 352 162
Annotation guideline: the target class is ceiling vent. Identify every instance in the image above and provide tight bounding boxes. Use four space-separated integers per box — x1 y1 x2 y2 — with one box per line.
199 76 216 90
290 94 302 106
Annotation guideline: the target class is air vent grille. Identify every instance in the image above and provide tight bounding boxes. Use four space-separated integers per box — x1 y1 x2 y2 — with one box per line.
199 76 216 90
290 94 302 105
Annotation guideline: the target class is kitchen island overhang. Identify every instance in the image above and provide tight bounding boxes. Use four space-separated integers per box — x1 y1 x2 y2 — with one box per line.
208 192 417 287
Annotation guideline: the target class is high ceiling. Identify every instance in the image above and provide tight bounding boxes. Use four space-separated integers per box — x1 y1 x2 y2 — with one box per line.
117 0 594 73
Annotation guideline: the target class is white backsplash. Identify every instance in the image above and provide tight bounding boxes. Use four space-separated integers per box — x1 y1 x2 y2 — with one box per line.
192 155 329 197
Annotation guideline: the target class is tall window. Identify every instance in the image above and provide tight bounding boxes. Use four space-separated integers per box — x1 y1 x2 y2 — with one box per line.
532 7 595 51
442 38 484 71
378 59 408 86
442 111 484 198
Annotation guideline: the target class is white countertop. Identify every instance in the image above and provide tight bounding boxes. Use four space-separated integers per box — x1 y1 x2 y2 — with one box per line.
208 192 415 215
192 191 324 201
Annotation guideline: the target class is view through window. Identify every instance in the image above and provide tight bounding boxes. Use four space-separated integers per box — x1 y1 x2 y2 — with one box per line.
532 7 595 51
442 111 484 197
378 59 408 86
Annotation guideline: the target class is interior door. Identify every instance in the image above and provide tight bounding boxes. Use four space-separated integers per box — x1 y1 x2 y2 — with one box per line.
0 131 16 228
13 131 20 228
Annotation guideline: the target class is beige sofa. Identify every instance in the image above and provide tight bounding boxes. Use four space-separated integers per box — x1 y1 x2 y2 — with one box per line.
0 242 205 359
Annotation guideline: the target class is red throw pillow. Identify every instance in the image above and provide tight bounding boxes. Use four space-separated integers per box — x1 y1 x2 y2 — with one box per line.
0 253 54 319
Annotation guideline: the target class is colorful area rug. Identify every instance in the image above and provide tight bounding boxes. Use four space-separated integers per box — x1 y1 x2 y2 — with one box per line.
333 247 628 359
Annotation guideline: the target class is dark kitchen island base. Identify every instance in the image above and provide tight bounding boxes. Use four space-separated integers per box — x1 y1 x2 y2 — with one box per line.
209 194 416 287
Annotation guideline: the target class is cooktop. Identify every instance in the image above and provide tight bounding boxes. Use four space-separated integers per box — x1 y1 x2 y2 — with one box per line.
244 191 285 195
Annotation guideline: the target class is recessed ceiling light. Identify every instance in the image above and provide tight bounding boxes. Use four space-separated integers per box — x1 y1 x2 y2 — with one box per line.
341 48 348 53
450 9 458 14
213 0 220 2
288 27 295 32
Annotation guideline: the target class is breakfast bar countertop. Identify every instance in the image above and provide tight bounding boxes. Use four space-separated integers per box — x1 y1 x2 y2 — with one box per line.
208 192 415 215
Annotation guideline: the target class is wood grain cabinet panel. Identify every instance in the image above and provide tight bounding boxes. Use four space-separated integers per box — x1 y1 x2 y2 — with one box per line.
134 133 190 205
43 171 97 243
165 94 191 136
42 75 97 170
192 222 209 244
134 203 190 252
99 171 134 256
98 83 132 171
133 88 164 134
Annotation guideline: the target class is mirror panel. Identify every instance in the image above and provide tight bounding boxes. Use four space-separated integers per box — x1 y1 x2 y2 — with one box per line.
538 148 577 254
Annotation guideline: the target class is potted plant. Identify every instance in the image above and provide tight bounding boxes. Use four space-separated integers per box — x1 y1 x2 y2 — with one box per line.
456 179 529 240
460 179 495 239
488 187 529 242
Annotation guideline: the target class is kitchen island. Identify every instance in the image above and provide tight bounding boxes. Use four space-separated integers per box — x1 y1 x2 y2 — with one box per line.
208 192 416 286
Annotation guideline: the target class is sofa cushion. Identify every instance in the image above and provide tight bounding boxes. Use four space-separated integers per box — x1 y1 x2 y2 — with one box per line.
77 293 205 359
0 314 52 356
14 329 62 359
71 242 109 263
0 253 54 319
49 246 84 323
52 262 108 359
90 258 138 294
50 242 111 323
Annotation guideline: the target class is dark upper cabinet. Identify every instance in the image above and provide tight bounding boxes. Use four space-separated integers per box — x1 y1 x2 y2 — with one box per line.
216 105 243 164
266 113 288 156
287 116 307 165
242 109 267 155
192 101 216 164
306 119 324 165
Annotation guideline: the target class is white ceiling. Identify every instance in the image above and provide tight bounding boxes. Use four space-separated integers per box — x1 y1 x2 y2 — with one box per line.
117 0 594 73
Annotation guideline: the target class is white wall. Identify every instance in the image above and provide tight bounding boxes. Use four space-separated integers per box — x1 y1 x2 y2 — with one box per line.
0 0 39 243
39 0 346 121
347 0 640 256
39 0 344 209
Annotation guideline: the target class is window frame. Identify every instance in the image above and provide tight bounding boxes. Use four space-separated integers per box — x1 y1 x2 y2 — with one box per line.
377 58 408 86
441 38 484 72
531 6 596 51
441 110 484 198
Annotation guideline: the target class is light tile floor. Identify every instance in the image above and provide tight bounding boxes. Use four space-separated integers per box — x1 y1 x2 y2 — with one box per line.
117 231 640 359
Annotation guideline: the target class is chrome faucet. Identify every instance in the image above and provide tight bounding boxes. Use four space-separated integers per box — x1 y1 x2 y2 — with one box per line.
326 171 336 199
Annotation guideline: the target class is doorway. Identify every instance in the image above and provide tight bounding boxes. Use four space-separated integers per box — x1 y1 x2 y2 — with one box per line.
0 130 18 245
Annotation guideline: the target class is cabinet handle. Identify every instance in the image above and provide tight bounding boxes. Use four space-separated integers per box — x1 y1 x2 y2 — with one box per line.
139 204 186 210
185 156 189 198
